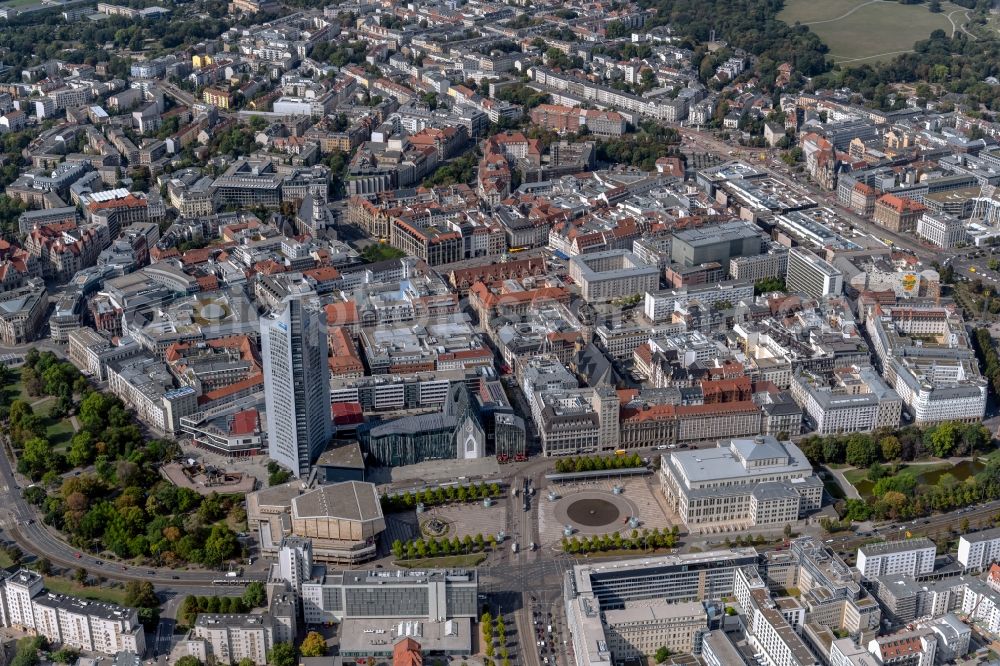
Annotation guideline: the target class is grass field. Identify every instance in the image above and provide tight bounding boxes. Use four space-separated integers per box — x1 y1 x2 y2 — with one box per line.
0 0 44 8
779 0 957 64
843 461 952 485
43 577 129 605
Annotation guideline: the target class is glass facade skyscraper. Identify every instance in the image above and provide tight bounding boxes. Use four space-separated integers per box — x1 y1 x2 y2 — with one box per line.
262 296 332 477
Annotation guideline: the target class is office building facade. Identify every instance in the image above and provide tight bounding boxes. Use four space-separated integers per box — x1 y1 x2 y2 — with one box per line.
262 297 332 477
565 550 757 666
786 247 843 299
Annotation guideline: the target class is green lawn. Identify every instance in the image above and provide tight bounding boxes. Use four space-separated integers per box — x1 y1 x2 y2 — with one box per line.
0 550 14 568
43 577 129 605
843 468 869 486
361 244 407 263
779 0 956 64
778 0 870 24
395 553 487 569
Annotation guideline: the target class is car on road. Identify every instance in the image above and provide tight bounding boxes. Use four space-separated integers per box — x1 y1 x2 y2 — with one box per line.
171 575 179 580
74 552 81 558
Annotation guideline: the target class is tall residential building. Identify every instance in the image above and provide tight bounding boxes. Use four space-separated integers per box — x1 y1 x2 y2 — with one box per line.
188 614 274 665
786 247 843 299
262 297 332 477
0 570 145 655
856 539 936 580
958 527 1000 572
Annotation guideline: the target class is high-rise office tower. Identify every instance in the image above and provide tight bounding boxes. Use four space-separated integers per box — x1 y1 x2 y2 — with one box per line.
262 296 332 477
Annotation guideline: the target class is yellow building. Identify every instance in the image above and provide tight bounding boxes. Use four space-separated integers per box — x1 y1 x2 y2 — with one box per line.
203 87 233 109
192 54 214 69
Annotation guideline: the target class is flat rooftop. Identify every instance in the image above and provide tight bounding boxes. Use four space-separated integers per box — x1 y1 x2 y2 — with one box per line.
339 617 471 656
572 548 758 596
291 481 383 523
859 538 936 557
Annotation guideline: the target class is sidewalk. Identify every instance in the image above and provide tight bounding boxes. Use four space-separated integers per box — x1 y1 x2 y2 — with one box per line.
824 465 861 500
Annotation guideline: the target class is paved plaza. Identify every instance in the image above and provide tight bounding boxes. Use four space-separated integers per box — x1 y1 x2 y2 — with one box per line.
383 497 509 549
537 475 675 549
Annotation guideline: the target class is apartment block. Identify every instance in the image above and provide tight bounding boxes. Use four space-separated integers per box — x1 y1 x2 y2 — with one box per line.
0 570 144 656
958 527 1000 572
856 539 936 580
865 304 986 425
730 249 788 283
188 614 274 665
568 250 659 302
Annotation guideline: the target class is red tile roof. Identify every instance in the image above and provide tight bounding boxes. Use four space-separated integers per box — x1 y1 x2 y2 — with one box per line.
230 409 259 435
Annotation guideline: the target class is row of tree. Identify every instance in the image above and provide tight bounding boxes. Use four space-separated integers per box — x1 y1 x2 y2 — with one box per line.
561 526 679 554
178 582 266 626
391 533 497 561
481 611 509 662
798 422 992 467
973 327 1000 397
553 452 645 474
381 483 503 512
